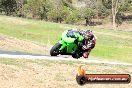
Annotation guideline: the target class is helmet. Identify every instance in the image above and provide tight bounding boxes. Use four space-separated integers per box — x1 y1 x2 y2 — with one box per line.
83 30 93 39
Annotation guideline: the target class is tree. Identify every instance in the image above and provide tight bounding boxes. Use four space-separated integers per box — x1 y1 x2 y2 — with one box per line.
65 9 79 24
115 12 124 26
15 0 27 17
38 0 52 20
80 0 108 25
79 7 95 26
102 0 125 29
0 0 2 13
48 6 70 23
47 0 73 23
26 0 41 19
121 0 132 12
0 0 17 15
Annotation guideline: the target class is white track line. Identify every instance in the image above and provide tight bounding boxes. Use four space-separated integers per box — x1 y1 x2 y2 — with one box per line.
0 54 132 66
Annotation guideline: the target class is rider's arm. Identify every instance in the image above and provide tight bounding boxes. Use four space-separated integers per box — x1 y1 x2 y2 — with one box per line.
74 32 84 42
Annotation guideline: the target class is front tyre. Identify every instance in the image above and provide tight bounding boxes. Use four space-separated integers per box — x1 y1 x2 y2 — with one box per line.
50 43 61 56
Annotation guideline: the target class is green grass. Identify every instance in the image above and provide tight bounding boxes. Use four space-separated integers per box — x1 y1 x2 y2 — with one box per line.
0 15 132 63
0 15 67 45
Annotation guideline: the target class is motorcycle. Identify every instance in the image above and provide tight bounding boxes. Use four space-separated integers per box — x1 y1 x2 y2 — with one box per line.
50 30 84 59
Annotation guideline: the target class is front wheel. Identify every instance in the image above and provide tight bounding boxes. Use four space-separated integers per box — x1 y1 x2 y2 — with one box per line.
50 43 61 56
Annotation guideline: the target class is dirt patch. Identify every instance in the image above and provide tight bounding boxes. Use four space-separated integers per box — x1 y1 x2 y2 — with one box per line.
0 35 51 55
0 59 131 88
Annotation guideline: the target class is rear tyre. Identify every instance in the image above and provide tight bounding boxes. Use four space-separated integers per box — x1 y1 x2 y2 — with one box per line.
50 43 61 56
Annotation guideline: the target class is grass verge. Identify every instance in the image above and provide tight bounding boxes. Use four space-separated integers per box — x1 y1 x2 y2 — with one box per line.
0 15 132 63
0 58 131 88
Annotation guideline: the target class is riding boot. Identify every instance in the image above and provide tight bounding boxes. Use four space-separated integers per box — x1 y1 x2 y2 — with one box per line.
72 51 80 59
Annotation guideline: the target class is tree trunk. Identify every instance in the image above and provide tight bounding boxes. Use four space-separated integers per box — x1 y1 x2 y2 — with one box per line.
96 0 100 23
32 12 35 19
85 18 88 26
112 0 116 29
112 14 116 29
56 18 59 23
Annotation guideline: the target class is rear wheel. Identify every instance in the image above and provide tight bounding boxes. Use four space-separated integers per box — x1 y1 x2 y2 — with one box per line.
50 43 61 56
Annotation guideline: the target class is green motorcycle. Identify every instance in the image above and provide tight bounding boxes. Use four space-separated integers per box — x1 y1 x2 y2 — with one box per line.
50 30 84 58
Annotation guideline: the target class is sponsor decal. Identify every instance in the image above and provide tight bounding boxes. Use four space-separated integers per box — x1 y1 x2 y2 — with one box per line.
76 66 131 85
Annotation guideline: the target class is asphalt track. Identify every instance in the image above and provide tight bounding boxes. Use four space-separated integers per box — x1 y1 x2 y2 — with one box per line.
0 50 132 66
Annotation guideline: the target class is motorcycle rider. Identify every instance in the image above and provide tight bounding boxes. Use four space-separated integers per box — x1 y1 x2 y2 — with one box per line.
79 30 96 58
64 29 96 58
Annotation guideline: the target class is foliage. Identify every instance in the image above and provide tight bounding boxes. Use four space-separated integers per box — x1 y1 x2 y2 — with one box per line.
99 6 110 18
48 3 70 23
121 0 132 12
79 7 95 26
102 0 112 9
0 0 131 25
65 9 79 24
38 0 52 20
115 12 124 26
0 0 17 15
